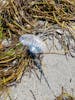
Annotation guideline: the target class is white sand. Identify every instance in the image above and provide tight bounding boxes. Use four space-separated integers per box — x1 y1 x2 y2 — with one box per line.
5 54 75 100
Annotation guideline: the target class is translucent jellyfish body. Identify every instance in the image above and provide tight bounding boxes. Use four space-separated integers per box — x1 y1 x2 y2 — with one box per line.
19 34 46 54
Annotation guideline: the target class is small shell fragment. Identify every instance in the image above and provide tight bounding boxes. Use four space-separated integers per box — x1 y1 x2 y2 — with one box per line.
56 29 64 35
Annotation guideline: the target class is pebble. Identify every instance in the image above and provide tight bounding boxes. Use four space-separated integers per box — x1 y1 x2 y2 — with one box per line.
2 38 11 47
12 59 18 67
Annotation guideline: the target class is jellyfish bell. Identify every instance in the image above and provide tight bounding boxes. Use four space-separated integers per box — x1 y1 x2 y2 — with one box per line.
19 34 47 54
19 34 51 90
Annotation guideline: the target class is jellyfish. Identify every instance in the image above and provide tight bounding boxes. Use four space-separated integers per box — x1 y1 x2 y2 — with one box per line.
19 34 46 54
19 34 51 90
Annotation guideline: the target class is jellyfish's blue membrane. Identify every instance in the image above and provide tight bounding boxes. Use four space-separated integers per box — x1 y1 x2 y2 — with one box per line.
19 34 43 54
29 45 42 54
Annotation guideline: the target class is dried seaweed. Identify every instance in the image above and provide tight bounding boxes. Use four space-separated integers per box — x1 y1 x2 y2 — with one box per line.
55 87 75 100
